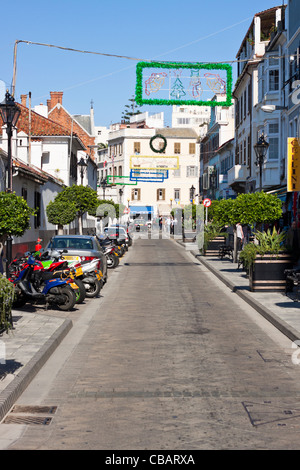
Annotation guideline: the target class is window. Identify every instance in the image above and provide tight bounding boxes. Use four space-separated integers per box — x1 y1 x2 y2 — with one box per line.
186 166 197 177
131 188 141 201
157 165 168 178
118 166 122 176
174 189 180 200
269 69 279 91
34 191 41 228
268 121 279 160
174 143 181 154
189 143 196 154
22 187 27 201
134 142 141 154
173 165 181 177
157 188 165 201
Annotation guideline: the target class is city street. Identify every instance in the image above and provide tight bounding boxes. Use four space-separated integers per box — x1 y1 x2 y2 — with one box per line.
3 237 300 450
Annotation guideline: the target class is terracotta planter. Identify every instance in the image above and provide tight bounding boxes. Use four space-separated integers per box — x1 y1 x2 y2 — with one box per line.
204 236 226 256
249 252 293 292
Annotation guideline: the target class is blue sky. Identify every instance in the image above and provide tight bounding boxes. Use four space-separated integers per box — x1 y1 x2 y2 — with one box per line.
0 0 282 128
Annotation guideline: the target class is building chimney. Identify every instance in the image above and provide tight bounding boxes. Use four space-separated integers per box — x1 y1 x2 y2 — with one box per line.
20 94 27 107
47 99 51 111
50 91 63 109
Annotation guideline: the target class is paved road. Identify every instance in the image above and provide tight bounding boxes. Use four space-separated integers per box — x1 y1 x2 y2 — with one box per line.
4 237 300 450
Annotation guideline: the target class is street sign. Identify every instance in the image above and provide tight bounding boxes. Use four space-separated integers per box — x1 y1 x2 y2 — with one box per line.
287 138 300 191
123 207 130 214
203 198 211 207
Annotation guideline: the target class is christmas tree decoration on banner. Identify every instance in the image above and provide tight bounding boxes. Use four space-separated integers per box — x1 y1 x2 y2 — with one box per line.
136 61 233 107
130 155 180 171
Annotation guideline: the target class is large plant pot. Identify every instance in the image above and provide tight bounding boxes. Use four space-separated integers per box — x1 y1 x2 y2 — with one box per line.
204 236 226 256
249 252 293 292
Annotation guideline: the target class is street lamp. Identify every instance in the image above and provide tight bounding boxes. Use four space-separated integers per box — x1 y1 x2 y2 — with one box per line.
0 90 21 192
100 177 108 199
254 133 269 192
190 185 195 203
77 156 88 185
0 90 21 277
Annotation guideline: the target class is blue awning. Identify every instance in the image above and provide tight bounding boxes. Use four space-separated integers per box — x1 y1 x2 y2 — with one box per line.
129 205 154 214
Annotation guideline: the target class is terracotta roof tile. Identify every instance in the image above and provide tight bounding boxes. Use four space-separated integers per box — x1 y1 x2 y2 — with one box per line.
14 103 72 136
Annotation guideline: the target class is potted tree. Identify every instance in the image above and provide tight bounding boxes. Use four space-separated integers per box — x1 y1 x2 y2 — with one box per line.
239 227 292 292
0 274 15 333
54 185 99 235
46 199 77 235
213 192 283 264
0 191 35 330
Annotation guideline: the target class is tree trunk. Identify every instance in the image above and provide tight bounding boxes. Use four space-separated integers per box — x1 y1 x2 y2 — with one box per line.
78 213 83 235
58 224 64 235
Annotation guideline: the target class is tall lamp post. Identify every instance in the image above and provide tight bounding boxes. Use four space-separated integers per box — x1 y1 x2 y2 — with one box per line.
190 185 195 204
77 156 88 185
0 90 21 277
101 177 108 199
254 133 269 192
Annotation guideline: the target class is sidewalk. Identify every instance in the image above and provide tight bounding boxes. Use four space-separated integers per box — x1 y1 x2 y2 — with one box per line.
0 310 72 423
183 242 300 343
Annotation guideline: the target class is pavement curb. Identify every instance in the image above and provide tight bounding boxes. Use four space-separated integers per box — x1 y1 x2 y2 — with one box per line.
0 318 73 423
181 243 300 344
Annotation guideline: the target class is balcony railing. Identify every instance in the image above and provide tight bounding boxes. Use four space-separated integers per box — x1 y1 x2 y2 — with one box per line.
227 165 248 186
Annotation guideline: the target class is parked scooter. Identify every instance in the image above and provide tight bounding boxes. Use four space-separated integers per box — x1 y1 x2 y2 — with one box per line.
35 249 86 304
9 254 77 311
40 249 103 298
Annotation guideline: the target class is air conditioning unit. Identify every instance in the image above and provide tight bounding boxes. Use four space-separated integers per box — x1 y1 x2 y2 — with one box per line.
203 173 209 190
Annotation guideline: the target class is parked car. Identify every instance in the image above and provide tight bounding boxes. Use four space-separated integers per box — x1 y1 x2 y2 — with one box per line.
109 224 133 246
46 235 108 283
130 219 148 232
103 226 129 249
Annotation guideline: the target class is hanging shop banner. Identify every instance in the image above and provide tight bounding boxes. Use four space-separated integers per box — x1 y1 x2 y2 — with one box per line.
287 138 300 192
130 169 169 183
130 155 179 171
136 61 233 107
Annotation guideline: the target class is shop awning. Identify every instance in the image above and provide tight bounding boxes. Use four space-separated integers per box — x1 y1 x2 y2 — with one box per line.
266 186 287 202
129 205 154 214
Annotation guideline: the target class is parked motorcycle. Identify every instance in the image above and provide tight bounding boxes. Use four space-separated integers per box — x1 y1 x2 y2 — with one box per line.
9 254 77 311
36 249 86 304
40 249 103 298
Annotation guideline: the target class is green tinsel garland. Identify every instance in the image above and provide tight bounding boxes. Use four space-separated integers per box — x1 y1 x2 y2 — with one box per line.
136 61 233 107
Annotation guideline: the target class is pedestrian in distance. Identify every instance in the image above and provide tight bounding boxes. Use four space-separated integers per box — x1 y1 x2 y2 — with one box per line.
236 223 244 251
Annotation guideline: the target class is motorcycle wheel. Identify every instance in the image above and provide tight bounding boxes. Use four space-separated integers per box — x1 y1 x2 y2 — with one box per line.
85 278 101 298
74 279 86 303
107 254 119 269
57 286 76 311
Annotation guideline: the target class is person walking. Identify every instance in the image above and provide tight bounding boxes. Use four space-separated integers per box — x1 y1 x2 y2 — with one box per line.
236 223 244 251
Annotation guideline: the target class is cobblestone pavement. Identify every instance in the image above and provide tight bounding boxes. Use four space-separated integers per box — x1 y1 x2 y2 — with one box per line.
4 237 300 450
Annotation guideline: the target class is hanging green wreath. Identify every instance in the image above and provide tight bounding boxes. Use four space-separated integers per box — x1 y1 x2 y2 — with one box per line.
150 134 167 153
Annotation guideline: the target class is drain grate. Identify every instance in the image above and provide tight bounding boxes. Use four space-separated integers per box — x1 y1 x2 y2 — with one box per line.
11 405 57 414
242 401 300 427
3 415 52 426
2 405 57 426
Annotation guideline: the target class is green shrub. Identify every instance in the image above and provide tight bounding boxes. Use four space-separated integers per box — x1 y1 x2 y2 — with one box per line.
0 275 14 333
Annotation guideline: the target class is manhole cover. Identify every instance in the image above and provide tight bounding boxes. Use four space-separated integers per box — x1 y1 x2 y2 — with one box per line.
242 401 300 427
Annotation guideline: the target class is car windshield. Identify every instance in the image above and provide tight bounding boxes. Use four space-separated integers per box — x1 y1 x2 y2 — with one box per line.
52 238 94 250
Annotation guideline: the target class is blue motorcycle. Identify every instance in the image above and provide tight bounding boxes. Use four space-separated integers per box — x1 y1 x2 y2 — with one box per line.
9 255 76 311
